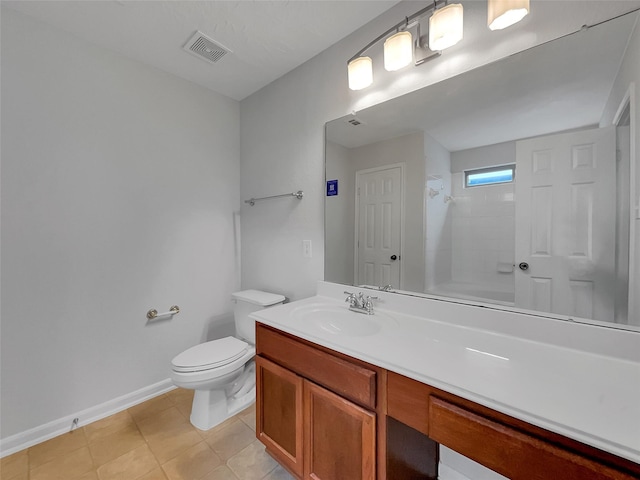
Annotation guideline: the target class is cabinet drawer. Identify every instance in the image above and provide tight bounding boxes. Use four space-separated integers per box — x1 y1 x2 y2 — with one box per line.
429 397 636 480
387 371 430 436
257 324 376 409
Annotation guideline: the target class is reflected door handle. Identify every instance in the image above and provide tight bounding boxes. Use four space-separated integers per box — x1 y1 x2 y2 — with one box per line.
519 262 529 271
390 255 398 261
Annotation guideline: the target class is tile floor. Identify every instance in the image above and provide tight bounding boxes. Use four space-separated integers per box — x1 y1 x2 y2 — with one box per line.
1 389 295 480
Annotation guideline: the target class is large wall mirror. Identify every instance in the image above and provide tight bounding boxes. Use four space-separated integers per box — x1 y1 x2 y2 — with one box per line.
325 8 639 330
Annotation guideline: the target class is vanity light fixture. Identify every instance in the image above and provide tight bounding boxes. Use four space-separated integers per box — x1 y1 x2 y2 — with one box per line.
348 0 453 91
348 0 530 91
488 0 530 30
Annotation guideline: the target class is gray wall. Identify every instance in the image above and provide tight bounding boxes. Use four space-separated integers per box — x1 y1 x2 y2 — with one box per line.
1 8 240 439
325 141 355 286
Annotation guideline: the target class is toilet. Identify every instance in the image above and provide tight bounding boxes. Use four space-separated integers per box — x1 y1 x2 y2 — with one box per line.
170 289 285 430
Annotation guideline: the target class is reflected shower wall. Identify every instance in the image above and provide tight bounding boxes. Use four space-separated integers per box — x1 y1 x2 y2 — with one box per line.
424 133 453 291
426 140 516 305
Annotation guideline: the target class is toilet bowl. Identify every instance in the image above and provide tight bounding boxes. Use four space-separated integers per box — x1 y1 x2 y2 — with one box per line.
170 290 285 431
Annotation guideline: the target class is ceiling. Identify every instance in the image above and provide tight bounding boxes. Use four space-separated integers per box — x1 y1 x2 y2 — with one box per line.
2 0 399 101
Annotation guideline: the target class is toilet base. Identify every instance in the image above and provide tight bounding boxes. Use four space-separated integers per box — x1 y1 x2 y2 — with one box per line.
189 385 256 431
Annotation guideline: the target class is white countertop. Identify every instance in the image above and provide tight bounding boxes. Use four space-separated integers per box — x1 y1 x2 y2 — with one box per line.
251 282 640 464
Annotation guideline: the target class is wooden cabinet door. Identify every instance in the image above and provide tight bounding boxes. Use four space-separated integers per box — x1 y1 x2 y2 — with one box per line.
256 356 304 478
304 380 376 480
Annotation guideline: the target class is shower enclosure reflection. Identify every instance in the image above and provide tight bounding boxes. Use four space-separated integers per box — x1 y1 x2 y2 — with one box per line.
324 10 639 327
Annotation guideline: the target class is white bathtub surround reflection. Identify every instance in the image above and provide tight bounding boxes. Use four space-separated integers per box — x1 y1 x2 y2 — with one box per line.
449 171 515 290
424 154 517 306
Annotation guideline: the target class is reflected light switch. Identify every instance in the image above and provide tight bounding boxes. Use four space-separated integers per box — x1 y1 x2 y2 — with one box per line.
303 240 312 258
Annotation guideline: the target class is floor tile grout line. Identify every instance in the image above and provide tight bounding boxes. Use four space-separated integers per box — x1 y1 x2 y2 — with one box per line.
87 408 154 475
27 437 91 478
127 399 219 478
128 405 169 479
15 392 268 480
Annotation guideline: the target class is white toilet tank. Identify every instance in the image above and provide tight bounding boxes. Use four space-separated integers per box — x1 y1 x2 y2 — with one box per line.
231 290 285 343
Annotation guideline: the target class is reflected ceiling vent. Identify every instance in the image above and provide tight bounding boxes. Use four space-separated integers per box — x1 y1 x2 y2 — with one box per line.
183 31 231 65
346 116 366 127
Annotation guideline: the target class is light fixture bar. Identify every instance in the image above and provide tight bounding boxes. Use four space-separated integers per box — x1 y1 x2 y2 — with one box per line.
347 0 449 64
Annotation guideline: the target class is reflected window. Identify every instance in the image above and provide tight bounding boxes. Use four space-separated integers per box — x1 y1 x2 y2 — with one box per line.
465 165 515 187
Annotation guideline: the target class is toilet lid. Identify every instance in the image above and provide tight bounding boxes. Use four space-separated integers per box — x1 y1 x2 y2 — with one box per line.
232 289 285 306
171 337 249 372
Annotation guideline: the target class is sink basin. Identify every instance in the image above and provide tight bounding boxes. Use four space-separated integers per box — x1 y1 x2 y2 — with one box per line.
289 303 397 337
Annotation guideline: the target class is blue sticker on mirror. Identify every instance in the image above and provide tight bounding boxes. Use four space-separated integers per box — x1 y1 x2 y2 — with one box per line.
327 179 338 196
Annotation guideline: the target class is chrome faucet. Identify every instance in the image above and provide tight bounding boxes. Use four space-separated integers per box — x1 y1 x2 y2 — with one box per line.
344 291 378 315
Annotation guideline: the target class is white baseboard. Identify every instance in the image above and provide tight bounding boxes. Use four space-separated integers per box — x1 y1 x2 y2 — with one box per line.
439 463 472 480
0 378 175 458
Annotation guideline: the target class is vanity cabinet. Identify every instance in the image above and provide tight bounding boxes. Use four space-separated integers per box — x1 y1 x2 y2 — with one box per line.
257 323 639 480
256 324 380 480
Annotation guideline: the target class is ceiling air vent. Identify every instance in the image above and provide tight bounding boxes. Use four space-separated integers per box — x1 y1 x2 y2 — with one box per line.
183 31 231 65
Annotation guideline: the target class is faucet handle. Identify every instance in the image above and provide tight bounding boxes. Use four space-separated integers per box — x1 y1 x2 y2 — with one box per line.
362 295 378 315
344 291 358 306
363 295 378 314
364 295 378 305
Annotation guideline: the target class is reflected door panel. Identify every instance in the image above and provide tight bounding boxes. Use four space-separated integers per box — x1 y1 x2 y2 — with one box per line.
515 127 616 321
355 166 402 288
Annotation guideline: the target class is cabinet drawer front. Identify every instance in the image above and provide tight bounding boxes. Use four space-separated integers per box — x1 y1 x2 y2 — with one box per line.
387 371 430 436
257 325 376 409
429 397 636 480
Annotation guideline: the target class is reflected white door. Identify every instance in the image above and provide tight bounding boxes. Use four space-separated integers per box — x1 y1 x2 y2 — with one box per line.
515 127 616 321
355 165 403 288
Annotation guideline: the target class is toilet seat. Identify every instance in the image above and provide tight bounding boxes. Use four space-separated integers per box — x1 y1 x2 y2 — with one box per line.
171 337 249 373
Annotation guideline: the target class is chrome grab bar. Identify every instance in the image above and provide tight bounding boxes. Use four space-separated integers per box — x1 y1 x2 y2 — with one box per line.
244 190 304 206
147 305 180 320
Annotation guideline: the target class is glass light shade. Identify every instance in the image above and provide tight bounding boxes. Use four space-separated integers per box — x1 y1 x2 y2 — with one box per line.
429 3 464 51
348 56 373 90
488 0 529 30
384 31 413 71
